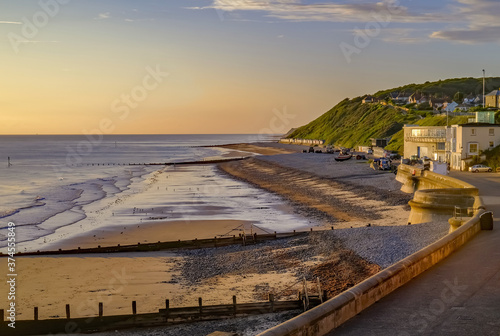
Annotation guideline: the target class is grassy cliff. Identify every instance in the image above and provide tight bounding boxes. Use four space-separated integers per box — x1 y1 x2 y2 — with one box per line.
288 98 421 148
288 77 499 151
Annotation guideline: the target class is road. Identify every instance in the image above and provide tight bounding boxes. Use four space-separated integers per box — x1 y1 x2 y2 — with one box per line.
329 171 500 336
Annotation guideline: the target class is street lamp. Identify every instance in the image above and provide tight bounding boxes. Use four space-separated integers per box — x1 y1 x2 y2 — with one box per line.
483 69 486 107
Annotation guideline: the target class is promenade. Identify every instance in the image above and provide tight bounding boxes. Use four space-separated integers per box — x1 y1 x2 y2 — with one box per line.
330 172 500 336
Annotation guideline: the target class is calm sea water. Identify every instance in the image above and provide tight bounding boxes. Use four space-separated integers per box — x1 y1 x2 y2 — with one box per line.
0 134 311 252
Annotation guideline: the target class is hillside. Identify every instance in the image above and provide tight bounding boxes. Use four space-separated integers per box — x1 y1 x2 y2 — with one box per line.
288 77 500 150
288 99 421 148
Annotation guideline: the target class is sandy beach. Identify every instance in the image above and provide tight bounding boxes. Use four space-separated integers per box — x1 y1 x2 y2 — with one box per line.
0 142 450 335
51 219 268 250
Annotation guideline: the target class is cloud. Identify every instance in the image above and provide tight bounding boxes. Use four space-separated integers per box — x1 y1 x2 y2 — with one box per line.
430 0 500 43
95 12 111 20
431 26 500 44
196 0 451 24
0 21 22 24
194 0 500 45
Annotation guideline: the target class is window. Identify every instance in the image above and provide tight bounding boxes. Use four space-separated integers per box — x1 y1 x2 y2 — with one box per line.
437 142 445 150
471 128 476 136
469 143 478 154
490 142 495 148
489 129 495 136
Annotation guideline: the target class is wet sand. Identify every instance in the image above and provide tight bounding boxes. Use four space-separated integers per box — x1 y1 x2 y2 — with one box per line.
51 219 268 250
215 143 297 155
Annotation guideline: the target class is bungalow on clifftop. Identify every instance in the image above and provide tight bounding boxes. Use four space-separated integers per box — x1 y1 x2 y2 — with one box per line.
362 95 379 104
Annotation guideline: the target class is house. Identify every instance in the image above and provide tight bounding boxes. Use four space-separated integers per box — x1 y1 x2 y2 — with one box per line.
443 101 458 112
409 93 428 104
473 95 484 106
429 98 447 109
455 104 471 112
448 123 500 170
485 89 500 108
389 92 410 105
463 93 475 104
362 95 378 104
403 125 447 162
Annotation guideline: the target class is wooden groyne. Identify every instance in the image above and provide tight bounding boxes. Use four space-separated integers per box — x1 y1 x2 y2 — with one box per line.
0 294 325 335
0 229 332 257
69 157 250 167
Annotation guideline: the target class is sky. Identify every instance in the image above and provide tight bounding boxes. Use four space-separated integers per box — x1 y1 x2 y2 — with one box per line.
1 0 499 135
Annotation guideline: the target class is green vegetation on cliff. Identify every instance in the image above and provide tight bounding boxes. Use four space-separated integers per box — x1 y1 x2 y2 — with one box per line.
288 99 420 148
288 77 500 151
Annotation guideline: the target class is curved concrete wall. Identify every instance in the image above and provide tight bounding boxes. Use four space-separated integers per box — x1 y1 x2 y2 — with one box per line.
258 165 486 336
395 164 483 225
257 210 485 336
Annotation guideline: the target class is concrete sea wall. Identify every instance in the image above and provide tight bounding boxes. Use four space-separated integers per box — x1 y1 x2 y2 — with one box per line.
257 164 485 336
396 164 484 225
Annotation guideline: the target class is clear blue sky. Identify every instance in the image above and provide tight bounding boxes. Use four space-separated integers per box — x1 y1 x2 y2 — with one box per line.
1 0 499 134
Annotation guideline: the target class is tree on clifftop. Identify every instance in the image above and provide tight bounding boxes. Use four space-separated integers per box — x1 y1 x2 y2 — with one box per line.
454 91 464 103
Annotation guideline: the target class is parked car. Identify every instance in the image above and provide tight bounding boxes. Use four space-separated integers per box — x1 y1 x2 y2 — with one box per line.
308 146 315 153
469 164 492 173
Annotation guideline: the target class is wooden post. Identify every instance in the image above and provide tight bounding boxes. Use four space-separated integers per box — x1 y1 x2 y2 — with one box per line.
198 297 203 315
232 295 237 316
317 277 323 303
132 301 137 315
34 307 38 321
99 302 103 317
268 293 275 313
303 277 309 311
165 299 170 320
66 304 71 319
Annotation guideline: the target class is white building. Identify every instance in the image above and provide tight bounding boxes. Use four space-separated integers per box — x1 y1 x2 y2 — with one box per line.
448 123 500 170
403 125 447 162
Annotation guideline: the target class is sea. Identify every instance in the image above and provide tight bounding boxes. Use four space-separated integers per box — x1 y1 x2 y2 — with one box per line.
0 134 312 253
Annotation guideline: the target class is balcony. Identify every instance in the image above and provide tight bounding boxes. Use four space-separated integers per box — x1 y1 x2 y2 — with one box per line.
405 136 446 143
